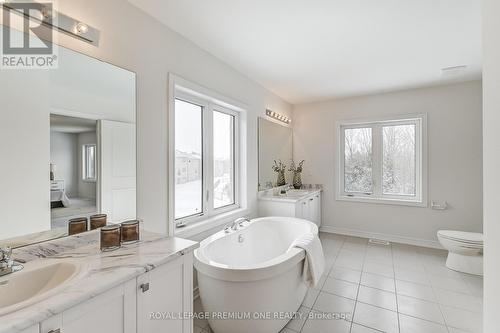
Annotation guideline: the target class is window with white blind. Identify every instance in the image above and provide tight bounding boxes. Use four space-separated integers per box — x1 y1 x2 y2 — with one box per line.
338 115 426 206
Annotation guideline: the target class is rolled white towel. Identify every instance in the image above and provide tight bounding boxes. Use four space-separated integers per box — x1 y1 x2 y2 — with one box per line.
289 232 325 288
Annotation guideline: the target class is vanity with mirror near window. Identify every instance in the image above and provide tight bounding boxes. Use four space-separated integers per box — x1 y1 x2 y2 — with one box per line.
0 25 196 333
256 117 323 227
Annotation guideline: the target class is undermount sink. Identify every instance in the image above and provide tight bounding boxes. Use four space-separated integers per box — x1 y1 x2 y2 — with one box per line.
0 260 84 316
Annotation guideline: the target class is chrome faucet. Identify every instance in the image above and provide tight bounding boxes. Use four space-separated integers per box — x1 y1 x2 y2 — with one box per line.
231 217 250 230
0 247 23 277
224 217 251 233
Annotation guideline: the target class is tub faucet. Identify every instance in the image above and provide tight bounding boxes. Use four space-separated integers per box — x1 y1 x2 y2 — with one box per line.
231 217 250 230
0 247 23 277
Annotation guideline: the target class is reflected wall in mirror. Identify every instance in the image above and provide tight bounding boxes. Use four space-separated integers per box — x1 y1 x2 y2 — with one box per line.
0 26 136 247
258 117 293 190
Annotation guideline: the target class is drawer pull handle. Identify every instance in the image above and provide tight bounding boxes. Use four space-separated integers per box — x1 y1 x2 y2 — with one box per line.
140 283 150 293
48 329 61 333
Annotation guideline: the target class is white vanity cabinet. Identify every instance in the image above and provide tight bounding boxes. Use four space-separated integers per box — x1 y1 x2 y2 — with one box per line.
35 252 193 333
297 193 322 226
136 254 193 333
258 191 322 227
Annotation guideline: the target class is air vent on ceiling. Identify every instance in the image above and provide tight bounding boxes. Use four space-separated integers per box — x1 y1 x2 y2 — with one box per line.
441 65 467 77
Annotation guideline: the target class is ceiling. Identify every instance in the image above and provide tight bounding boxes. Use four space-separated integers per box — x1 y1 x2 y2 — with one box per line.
129 0 481 104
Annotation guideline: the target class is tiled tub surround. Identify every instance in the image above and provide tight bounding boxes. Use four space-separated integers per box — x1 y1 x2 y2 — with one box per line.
194 233 483 333
1 230 198 333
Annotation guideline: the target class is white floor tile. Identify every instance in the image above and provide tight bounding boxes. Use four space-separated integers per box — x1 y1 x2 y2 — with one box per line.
428 274 469 293
363 261 394 278
322 277 359 300
302 288 320 308
301 313 351 333
350 323 382 333
335 257 364 271
396 279 436 302
353 302 399 333
329 266 362 284
361 272 396 293
394 267 430 285
357 285 397 311
285 305 310 332
399 314 448 333
397 295 445 324
312 292 355 320
441 304 483 333
434 288 483 312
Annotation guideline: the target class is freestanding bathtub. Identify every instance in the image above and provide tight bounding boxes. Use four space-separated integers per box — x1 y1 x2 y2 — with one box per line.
194 216 319 333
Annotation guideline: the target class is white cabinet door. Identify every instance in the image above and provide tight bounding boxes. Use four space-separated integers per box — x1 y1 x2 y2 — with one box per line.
137 253 193 333
297 199 309 220
39 280 136 333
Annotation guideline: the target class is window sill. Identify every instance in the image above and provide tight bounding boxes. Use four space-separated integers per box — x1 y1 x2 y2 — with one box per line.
337 195 427 208
174 207 249 239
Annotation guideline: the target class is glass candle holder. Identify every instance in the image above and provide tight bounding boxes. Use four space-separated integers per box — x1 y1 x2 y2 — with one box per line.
90 214 107 230
120 220 140 244
68 217 88 235
100 225 121 251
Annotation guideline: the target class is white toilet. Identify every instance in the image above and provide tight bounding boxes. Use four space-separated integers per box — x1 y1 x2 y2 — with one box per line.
437 230 483 276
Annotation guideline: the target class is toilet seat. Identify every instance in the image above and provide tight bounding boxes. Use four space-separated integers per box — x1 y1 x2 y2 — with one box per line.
437 230 483 246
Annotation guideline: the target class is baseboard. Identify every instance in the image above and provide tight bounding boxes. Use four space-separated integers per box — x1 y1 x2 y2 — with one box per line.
319 225 443 249
193 286 200 300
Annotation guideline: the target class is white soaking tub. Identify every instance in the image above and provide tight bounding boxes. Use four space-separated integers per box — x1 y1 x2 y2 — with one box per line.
194 216 319 333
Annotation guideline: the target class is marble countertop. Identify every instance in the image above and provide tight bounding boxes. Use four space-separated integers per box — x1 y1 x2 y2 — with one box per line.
258 188 322 203
1 230 198 333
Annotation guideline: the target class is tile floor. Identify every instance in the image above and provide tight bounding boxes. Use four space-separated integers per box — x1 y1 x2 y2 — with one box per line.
194 233 483 333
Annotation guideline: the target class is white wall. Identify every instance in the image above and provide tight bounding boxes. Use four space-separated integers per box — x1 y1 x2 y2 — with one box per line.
293 81 483 246
1 0 291 237
483 0 500 331
77 131 97 199
50 131 78 197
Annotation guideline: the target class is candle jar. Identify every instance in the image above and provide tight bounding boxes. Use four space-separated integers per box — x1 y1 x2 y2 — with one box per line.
120 220 140 244
100 225 121 251
68 217 88 235
90 214 107 230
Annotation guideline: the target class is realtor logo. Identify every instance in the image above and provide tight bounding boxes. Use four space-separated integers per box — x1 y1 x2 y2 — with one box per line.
1 2 58 69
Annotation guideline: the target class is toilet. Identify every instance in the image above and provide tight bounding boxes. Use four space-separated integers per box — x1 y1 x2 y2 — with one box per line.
437 230 483 276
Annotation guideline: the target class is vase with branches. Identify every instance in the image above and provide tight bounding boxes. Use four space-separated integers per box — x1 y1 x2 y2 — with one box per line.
289 160 305 189
272 160 287 186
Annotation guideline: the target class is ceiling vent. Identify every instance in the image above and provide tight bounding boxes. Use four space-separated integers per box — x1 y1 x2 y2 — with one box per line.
441 65 467 77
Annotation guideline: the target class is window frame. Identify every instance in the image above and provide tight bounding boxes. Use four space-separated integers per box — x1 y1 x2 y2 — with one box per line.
82 143 97 182
172 90 241 228
337 114 427 207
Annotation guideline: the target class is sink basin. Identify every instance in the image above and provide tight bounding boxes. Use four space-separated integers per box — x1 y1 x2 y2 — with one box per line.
0 260 83 316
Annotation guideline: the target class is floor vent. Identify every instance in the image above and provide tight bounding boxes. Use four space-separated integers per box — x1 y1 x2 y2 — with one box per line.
368 238 390 246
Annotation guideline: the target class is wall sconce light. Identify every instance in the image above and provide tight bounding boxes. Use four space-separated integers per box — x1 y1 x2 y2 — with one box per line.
266 109 291 125
3 1 100 45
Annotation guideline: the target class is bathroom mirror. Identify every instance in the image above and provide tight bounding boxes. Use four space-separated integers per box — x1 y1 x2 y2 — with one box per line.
0 26 136 248
258 117 293 190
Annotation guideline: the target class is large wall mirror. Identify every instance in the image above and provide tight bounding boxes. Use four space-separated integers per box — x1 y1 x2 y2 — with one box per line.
258 117 293 191
0 26 136 247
